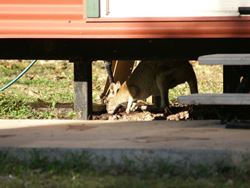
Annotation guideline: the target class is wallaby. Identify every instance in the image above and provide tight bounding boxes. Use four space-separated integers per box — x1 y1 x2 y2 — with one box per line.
106 60 198 114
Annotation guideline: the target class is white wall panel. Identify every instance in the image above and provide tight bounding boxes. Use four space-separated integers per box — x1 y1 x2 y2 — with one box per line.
100 0 250 17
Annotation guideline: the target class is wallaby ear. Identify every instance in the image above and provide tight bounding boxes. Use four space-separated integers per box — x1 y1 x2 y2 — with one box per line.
109 83 116 91
109 83 116 94
108 82 119 96
111 81 120 95
115 81 121 89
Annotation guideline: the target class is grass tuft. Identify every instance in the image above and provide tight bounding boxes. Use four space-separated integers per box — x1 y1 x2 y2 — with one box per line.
0 151 250 187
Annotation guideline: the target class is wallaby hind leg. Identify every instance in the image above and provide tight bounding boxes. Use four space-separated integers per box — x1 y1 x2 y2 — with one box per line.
187 77 198 94
156 72 171 110
186 66 198 93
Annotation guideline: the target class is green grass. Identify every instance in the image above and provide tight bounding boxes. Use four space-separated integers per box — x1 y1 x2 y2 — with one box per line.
0 151 250 188
0 94 36 119
0 60 222 119
0 61 75 119
0 60 108 119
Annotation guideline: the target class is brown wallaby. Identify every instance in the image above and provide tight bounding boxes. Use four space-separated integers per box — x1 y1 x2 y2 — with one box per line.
105 59 198 114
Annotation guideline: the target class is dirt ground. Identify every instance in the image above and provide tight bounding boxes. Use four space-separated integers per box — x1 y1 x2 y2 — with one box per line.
92 103 190 121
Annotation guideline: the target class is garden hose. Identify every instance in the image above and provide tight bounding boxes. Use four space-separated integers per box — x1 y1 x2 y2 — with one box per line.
0 60 37 92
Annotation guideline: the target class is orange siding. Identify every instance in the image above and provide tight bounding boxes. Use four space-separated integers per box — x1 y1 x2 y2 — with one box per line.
0 0 82 4
0 0 84 20
0 0 250 39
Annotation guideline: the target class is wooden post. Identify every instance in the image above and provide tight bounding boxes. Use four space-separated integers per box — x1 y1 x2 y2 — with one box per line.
74 60 92 120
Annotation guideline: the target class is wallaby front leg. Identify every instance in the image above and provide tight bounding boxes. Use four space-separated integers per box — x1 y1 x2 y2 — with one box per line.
187 73 198 94
126 96 134 114
130 102 138 112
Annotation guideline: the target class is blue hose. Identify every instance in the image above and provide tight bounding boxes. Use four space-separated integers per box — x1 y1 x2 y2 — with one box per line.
0 60 37 92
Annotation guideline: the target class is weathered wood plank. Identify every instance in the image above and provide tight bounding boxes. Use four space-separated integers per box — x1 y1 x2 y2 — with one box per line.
178 94 250 105
198 54 250 65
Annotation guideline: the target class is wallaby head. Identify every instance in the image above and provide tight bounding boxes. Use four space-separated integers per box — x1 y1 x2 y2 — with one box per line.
106 81 133 114
102 81 121 104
